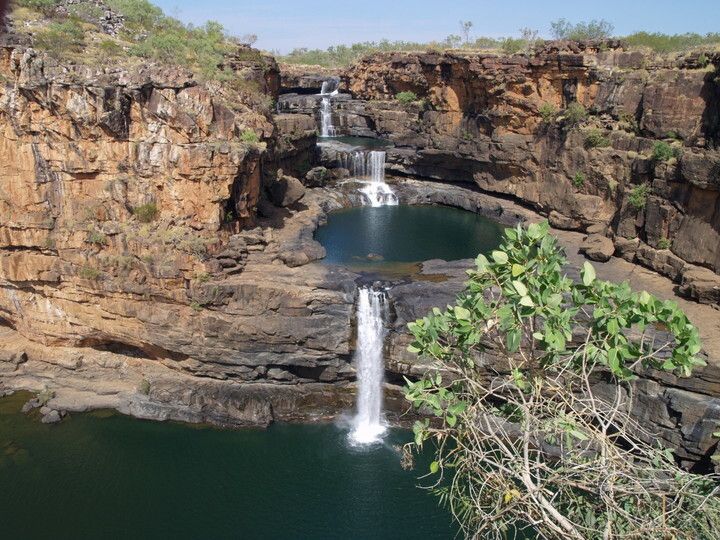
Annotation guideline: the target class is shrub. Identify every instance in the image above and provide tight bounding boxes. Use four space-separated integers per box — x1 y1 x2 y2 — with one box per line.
105 0 163 30
86 229 107 245
34 20 86 57
562 102 587 127
79 266 101 280
129 20 231 80
573 171 585 188
133 203 159 223
395 91 419 104
623 32 720 53
403 222 714 539
652 141 682 162
98 40 124 59
584 129 611 149
550 18 615 40
501 37 525 54
137 379 151 395
15 0 56 14
240 129 260 144
658 237 672 250
539 103 558 123
628 184 650 210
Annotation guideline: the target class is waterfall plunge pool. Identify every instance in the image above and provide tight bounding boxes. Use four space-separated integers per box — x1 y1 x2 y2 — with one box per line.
0 392 455 539
315 205 505 274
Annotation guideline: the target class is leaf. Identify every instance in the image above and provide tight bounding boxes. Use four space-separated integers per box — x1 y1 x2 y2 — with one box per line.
475 254 489 273
511 263 525 277
608 348 620 374
454 306 471 321
519 296 534 307
446 415 457 427
582 261 596 286
506 329 521 352
429 461 439 474
512 280 528 296
491 250 509 265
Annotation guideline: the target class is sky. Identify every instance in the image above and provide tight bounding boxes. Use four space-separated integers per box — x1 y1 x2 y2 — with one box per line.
150 0 720 53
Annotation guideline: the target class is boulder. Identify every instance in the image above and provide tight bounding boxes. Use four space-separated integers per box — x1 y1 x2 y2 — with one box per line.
269 172 306 207
305 166 330 187
579 234 615 262
40 410 62 424
679 267 720 306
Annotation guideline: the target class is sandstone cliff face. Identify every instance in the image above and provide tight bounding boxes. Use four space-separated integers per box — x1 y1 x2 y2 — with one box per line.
331 43 720 304
0 44 362 408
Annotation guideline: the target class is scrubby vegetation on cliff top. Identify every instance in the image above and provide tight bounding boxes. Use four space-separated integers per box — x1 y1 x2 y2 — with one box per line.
10 0 262 80
279 18 720 67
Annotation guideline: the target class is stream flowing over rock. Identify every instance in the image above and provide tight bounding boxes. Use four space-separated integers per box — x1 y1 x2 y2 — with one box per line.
1 36 720 469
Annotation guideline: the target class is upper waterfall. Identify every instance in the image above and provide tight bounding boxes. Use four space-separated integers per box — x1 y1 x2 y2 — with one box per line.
319 78 339 138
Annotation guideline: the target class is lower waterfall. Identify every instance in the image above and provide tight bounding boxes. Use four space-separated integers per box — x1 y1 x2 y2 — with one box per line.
349 286 389 445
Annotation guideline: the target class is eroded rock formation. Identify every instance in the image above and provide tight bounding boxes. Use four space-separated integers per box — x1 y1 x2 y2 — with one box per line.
283 42 720 306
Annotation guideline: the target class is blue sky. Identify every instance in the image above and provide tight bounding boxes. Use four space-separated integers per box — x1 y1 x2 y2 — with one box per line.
151 0 720 53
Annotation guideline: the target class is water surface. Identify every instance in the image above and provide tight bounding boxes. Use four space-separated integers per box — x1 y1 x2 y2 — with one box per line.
316 205 504 272
0 393 454 539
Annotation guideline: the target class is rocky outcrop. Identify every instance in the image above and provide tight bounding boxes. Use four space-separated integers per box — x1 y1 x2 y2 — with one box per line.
282 45 720 306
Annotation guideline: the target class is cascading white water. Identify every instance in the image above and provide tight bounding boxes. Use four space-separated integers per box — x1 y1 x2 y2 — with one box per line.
357 151 398 207
319 79 338 138
349 287 388 445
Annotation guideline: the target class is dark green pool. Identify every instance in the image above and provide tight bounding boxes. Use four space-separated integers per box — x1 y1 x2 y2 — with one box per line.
316 205 504 271
0 394 454 540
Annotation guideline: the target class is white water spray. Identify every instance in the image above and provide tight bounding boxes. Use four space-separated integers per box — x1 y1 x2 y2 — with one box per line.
319 79 338 138
338 150 398 207
358 151 398 207
349 287 388 445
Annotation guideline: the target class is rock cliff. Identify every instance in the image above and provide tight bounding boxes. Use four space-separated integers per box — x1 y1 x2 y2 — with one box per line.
290 42 720 305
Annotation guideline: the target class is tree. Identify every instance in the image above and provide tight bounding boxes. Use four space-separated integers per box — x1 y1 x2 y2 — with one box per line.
459 20 474 46
404 221 720 539
550 18 615 40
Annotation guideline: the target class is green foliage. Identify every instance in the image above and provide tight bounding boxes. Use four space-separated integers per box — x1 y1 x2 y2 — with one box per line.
86 229 107 245
583 129 611 149
79 265 101 280
129 20 231 79
652 141 682 162
573 171 586 188
538 103 558 123
240 129 260 143
562 102 587 127
658 237 672 250
98 40 124 58
105 0 163 30
628 184 650 210
137 379 151 395
501 37 525 54
624 32 720 53
404 222 713 539
550 18 615 40
395 91 418 104
15 0 56 14
132 203 159 223
34 20 86 57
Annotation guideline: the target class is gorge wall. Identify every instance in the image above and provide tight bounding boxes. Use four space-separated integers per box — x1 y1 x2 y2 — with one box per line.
1 30 720 468
283 42 720 306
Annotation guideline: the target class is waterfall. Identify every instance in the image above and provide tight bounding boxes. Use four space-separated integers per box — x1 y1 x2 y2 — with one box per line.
349 287 388 445
357 151 398 207
319 79 338 138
